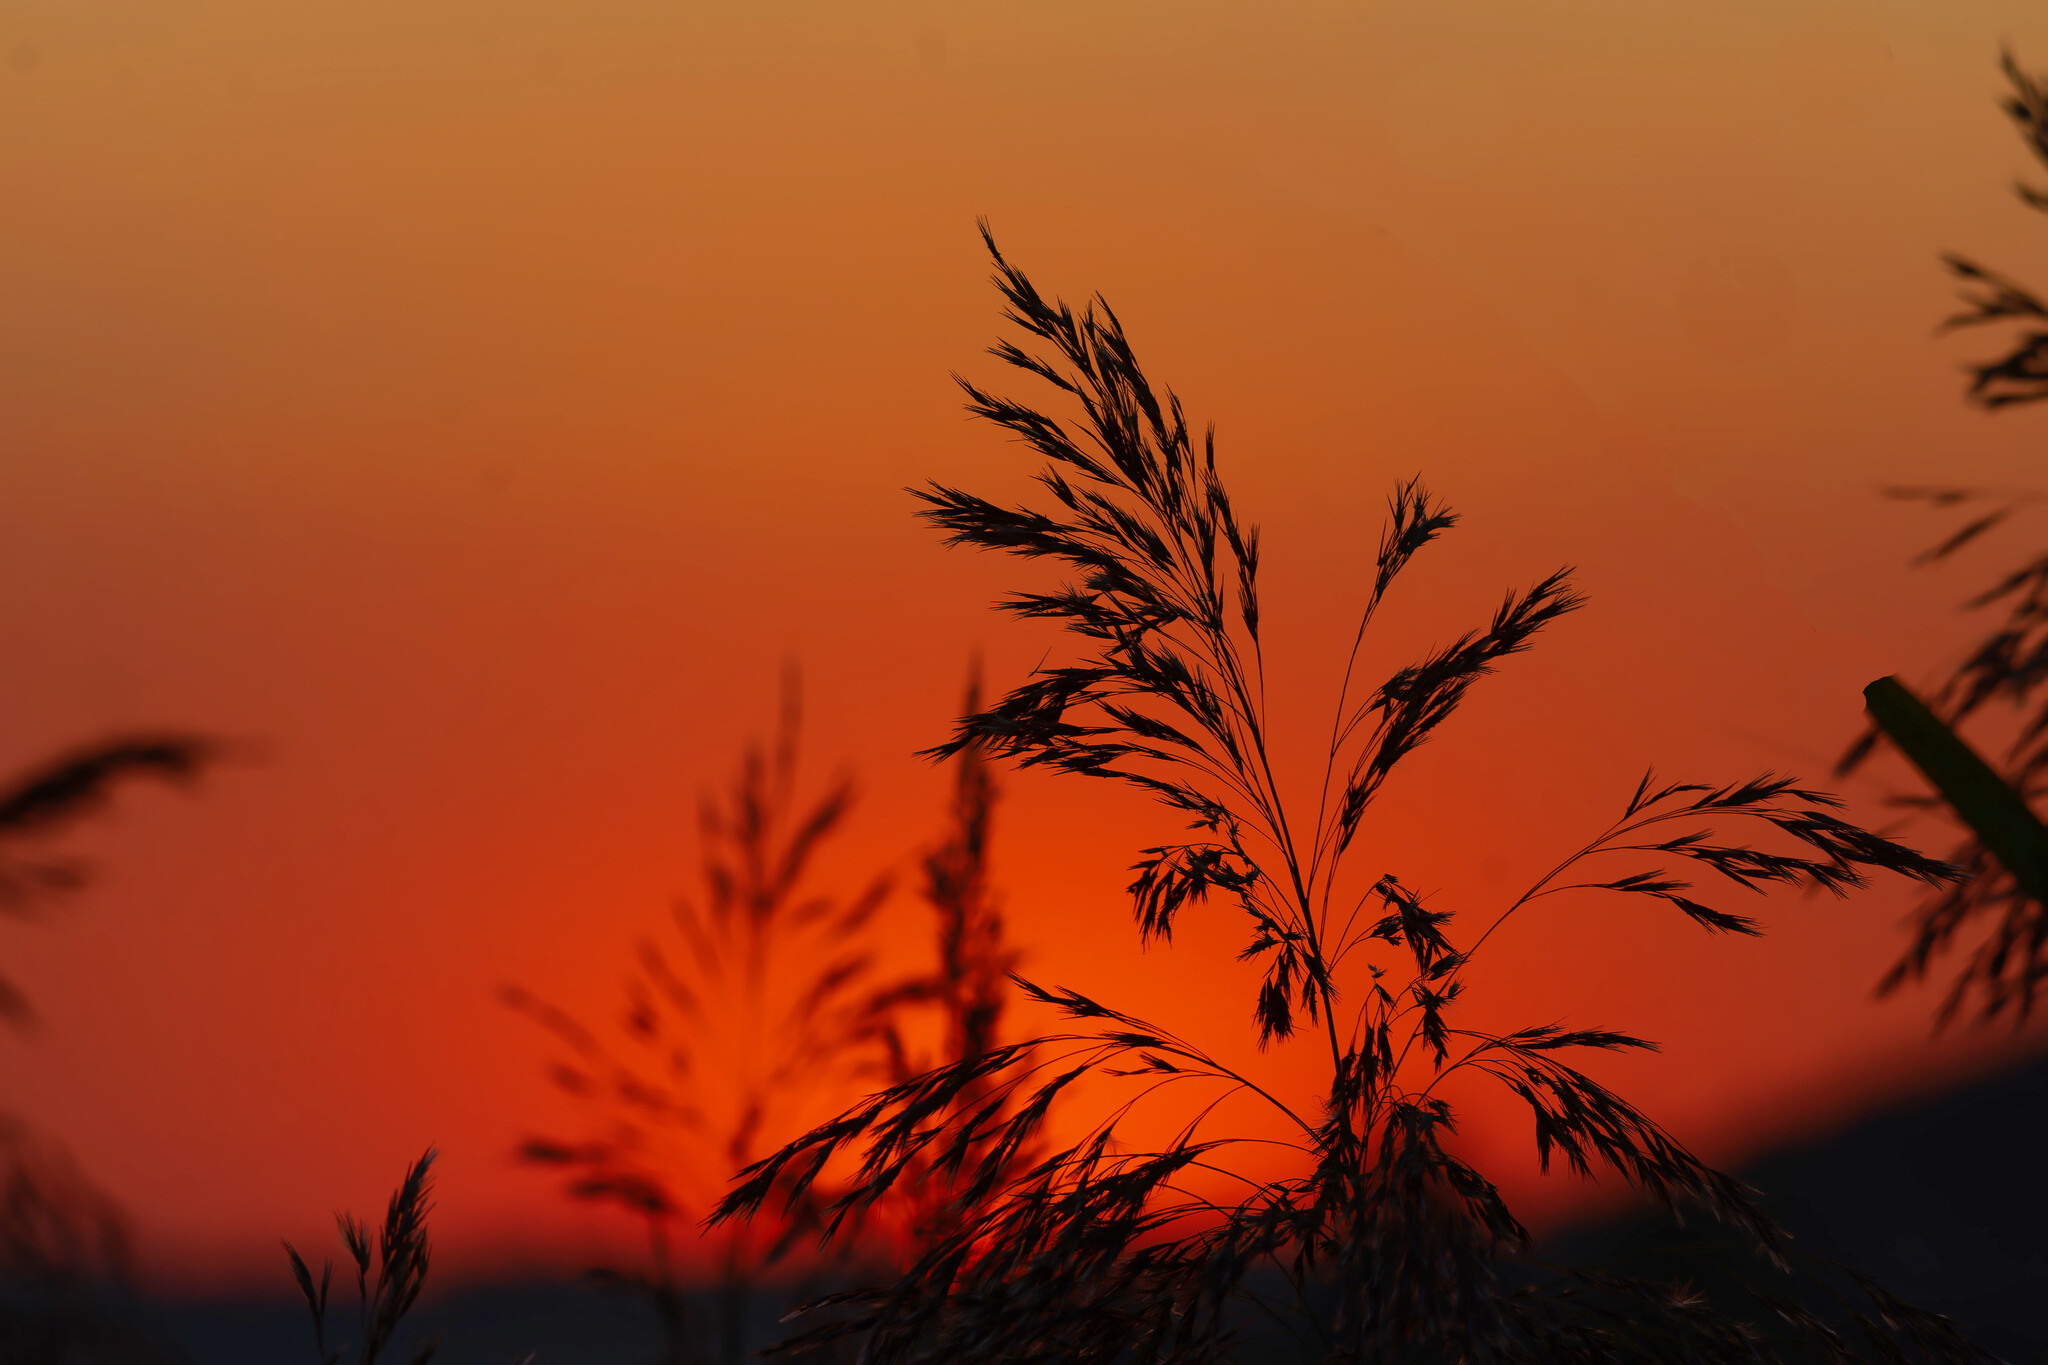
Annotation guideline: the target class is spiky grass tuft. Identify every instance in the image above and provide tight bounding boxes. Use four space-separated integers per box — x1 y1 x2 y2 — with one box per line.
283 1148 439 1365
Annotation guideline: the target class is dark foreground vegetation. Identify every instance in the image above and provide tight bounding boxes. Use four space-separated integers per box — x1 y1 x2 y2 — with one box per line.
113 1053 2048 1365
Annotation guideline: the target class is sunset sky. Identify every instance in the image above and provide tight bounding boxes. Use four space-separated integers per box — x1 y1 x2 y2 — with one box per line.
4 0 2048 1294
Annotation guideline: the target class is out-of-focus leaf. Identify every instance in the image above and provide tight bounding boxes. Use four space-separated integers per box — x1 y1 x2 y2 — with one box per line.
1864 674 2048 903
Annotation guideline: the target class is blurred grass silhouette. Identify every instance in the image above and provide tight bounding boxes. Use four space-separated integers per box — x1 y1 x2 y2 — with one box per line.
710 226 1996 1365
869 664 1036 1259
0 732 218 1362
1836 47 2048 1033
1862 676 2048 910
507 666 1025 1365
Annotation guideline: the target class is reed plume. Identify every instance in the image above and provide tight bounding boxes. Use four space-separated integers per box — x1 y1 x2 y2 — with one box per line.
283 1148 440 1365
714 225 1986 1365
510 665 1025 1362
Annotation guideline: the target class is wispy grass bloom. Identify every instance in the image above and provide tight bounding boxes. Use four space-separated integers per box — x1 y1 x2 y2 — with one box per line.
716 227 1986 1365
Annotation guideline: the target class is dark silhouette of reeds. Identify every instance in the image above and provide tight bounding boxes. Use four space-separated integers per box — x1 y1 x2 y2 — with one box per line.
859 667 1032 1262
0 732 216 1364
1926 49 2048 414
1836 47 2048 1031
891 668 1014 1088
284 1148 442 1365
0 734 216 1032
0 734 216 1289
713 227 1994 1364
509 668 1023 1364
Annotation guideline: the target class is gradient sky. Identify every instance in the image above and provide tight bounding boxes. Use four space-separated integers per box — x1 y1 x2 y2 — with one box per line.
4 0 2048 1293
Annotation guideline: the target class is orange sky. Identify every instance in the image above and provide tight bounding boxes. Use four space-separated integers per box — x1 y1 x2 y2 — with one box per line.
4 0 2048 1294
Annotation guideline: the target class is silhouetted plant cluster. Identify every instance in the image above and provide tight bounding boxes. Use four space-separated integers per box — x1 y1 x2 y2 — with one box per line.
284 1149 442 1365
713 228 1991 1364
509 669 1027 1364
852 669 1033 1260
1838 47 2048 1030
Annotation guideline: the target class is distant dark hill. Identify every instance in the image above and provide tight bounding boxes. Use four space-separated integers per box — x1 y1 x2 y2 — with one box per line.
1544 1044 2048 1364
147 1279 671 1365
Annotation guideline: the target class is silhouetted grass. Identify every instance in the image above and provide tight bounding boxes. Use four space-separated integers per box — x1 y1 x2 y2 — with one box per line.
506 671 889 1364
0 734 217 1030
284 1148 441 1365
713 226 1990 1365
0 734 217 1289
859 667 1036 1264
0 732 218 1364
508 667 1025 1364
1837 47 2048 1031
